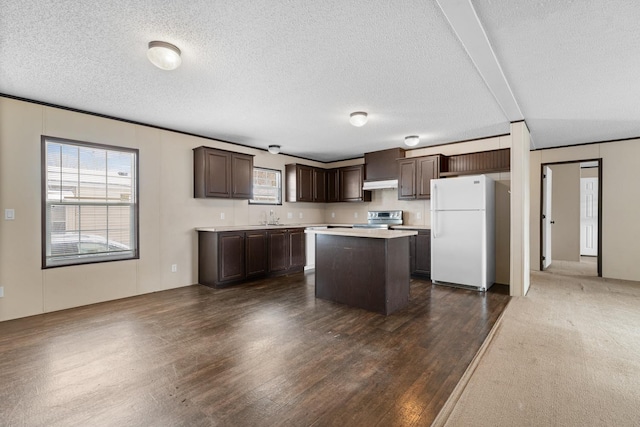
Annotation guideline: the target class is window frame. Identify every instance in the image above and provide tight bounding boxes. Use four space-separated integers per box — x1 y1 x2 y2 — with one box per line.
41 135 140 269
249 166 283 206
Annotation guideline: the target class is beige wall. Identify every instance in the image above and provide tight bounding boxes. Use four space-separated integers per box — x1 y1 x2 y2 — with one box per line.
0 97 517 321
530 140 640 281
549 163 580 262
0 97 328 322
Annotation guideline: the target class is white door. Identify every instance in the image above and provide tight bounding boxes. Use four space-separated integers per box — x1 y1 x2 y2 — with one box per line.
431 210 486 288
580 177 598 256
542 166 553 269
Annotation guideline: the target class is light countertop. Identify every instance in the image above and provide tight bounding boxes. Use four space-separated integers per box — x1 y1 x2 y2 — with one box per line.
196 224 430 233
391 225 431 230
197 224 342 232
305 228 417 239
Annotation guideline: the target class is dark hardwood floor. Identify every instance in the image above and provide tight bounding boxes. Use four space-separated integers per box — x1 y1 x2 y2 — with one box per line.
0 273 510 426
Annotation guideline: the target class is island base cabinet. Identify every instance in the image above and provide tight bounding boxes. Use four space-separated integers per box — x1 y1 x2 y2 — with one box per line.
315 234 410 315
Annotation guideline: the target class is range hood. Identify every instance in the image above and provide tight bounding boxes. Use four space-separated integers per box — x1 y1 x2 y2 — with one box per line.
363 179 398 190
362 148 405 191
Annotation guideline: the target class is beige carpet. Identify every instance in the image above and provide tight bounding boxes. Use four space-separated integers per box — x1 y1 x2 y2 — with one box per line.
434 262 640 426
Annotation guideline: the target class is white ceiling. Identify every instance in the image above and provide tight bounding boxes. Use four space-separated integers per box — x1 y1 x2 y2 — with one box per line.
1 0 639 162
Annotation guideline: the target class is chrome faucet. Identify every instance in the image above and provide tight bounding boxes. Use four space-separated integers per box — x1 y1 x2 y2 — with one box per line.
268 209 280 225
259 210 268 225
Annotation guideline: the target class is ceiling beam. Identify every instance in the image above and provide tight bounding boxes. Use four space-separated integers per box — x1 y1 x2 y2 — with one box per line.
436 0 525 124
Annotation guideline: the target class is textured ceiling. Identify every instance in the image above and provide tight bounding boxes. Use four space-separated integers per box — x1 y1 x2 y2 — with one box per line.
1 1 638 161
473 0 640 149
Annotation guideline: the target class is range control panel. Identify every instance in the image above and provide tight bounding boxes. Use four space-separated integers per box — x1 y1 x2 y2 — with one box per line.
367 210 403 225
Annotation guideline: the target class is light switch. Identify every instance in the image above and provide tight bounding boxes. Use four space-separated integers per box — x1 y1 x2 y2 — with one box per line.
4 209 15 220
287 212 293 219
331 212 335 218
299 212 303 219
220 212 225 220
417 211 422 220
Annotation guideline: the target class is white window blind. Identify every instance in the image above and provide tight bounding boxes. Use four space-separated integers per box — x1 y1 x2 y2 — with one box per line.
43 137 138 267
249 167 282 205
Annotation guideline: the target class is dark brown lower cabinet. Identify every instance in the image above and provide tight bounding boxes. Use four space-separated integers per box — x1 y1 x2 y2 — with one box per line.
268 228 306 275
198 231 245 287
198 228 305 287
245 231 268 278
409 230 431 278
289 228 306 270
219 232 245 282
267 230 289 273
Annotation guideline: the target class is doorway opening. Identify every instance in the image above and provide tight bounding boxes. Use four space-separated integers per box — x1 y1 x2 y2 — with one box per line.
540 159 602 277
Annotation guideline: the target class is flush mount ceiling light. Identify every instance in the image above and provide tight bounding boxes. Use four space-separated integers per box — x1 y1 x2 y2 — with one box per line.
349 111 368 127
147 41 182 70
268 145 281 154
404 135 420 147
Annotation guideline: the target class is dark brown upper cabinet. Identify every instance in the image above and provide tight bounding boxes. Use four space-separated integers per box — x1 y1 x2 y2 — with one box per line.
398 158 417 200
194 146 254 199
439 148 510 177
365 147 405 181
340 165 371 202
285 164 327 203
398 155 443 200
327 168 340 203
231 153 254 198
416 156 441 199
313 168 327 203
286 164 370 203
327 166 372 203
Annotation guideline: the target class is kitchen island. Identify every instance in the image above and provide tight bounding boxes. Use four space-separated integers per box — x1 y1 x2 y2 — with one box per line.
305 228 417 315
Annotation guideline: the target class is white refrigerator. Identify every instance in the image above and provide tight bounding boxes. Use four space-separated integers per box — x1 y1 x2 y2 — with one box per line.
430 175 495 291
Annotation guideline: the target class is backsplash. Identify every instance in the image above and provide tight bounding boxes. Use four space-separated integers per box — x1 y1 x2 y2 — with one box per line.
325 188 431 225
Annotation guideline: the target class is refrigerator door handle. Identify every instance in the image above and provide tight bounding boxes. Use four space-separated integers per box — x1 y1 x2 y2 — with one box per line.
432 183 437 238
433 211 437 238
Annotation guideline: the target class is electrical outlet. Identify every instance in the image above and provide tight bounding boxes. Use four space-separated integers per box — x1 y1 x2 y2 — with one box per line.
354 212 358 219
287 212 293 219
0 286 4 298
331 212 335 218
417 211 422 220
4 209 15 220
171 264 177 273
299 212 303 219
220 212 225 220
